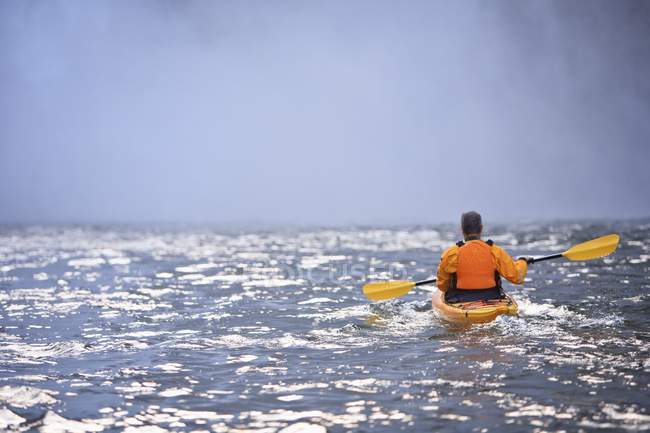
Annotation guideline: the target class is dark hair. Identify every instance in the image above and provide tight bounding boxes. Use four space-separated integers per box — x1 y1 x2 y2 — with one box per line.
461 211 482 235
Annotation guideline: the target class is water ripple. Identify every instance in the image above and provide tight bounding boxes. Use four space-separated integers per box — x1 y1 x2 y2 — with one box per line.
0 222 647 432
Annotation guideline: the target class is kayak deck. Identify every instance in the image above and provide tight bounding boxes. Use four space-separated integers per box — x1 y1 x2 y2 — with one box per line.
432 290 518 324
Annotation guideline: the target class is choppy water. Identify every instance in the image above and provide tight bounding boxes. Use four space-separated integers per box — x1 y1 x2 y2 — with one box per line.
0 221 648 432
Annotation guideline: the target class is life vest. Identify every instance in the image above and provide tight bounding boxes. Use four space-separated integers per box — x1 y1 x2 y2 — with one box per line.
449 239 502 290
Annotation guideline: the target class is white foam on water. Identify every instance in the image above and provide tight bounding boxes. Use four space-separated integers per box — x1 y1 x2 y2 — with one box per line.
261 383 329 394
192 274 248 285
312 304 370 322
178 273 205 281
108 257 131 265
277 395 303 402
39 411 105 433
174 263 218 273
300 255 347 269
68 258 106 268
158 387 192 397
243 278 304 288
278 422 326 433
306 328 370 348
511 295 623 330
516 297 573 320
208 334 259 349
153 363 185 373
298 297 336 305
114 382 158 396
227 354 258 363
123 426 168 433
173 409 233 421
137 288 175 298
0 407 25 429
123 331 168 338
0 385 57 408
577 314 624 328
273 333 344 350
12 374 51 382
574 404 650 431
235 365 287 376
1 341 90 364
333 378 392 394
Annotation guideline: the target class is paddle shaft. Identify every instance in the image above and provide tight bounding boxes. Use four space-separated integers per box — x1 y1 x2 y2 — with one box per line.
415 278 437 286
528 253 563 264
418 244 603 281
419 247 597 276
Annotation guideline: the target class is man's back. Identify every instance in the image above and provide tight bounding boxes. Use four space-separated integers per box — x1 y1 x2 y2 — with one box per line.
437 239 527 301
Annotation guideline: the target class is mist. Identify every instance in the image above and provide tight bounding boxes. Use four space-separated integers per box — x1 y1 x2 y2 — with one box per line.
1 0 649 225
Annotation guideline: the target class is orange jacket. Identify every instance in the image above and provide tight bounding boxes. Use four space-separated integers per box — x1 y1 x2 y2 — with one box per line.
436 240 527 292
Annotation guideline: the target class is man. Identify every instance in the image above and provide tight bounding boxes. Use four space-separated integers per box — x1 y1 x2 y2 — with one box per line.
437 211 529 303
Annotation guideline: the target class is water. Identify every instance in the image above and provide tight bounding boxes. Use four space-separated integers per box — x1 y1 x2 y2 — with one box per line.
0 221 648 432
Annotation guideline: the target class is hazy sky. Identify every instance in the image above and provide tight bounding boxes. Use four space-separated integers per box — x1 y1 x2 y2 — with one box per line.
1 1 649 224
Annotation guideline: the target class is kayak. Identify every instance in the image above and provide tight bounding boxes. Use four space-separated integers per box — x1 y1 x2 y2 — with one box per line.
432 289 518 324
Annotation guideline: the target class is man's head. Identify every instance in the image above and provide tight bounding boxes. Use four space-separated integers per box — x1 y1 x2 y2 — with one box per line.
461 211 482 238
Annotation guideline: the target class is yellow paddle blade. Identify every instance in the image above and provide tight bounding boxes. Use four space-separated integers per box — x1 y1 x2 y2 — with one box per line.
362 280 415 301
563 234 620 261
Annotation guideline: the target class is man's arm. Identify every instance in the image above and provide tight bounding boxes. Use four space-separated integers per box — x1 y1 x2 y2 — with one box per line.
492 245 527 284
436 246 459 292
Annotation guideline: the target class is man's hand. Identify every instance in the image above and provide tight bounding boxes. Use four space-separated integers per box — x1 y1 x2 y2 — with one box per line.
517 256 534 264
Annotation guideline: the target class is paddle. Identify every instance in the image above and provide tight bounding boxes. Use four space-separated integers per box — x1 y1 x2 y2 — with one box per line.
363 278 437 301
529 233 620 263
362 233 620 301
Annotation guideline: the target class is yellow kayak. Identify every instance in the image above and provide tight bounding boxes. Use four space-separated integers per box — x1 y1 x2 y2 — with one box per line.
432 289 518 324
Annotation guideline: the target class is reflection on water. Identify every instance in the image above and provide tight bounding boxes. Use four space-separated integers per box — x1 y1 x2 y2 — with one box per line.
0 221 648 432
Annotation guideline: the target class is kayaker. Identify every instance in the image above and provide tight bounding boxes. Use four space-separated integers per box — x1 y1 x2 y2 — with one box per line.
437 211 530 303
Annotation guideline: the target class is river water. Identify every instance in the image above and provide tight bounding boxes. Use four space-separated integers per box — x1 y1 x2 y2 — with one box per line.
0 221 648 432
